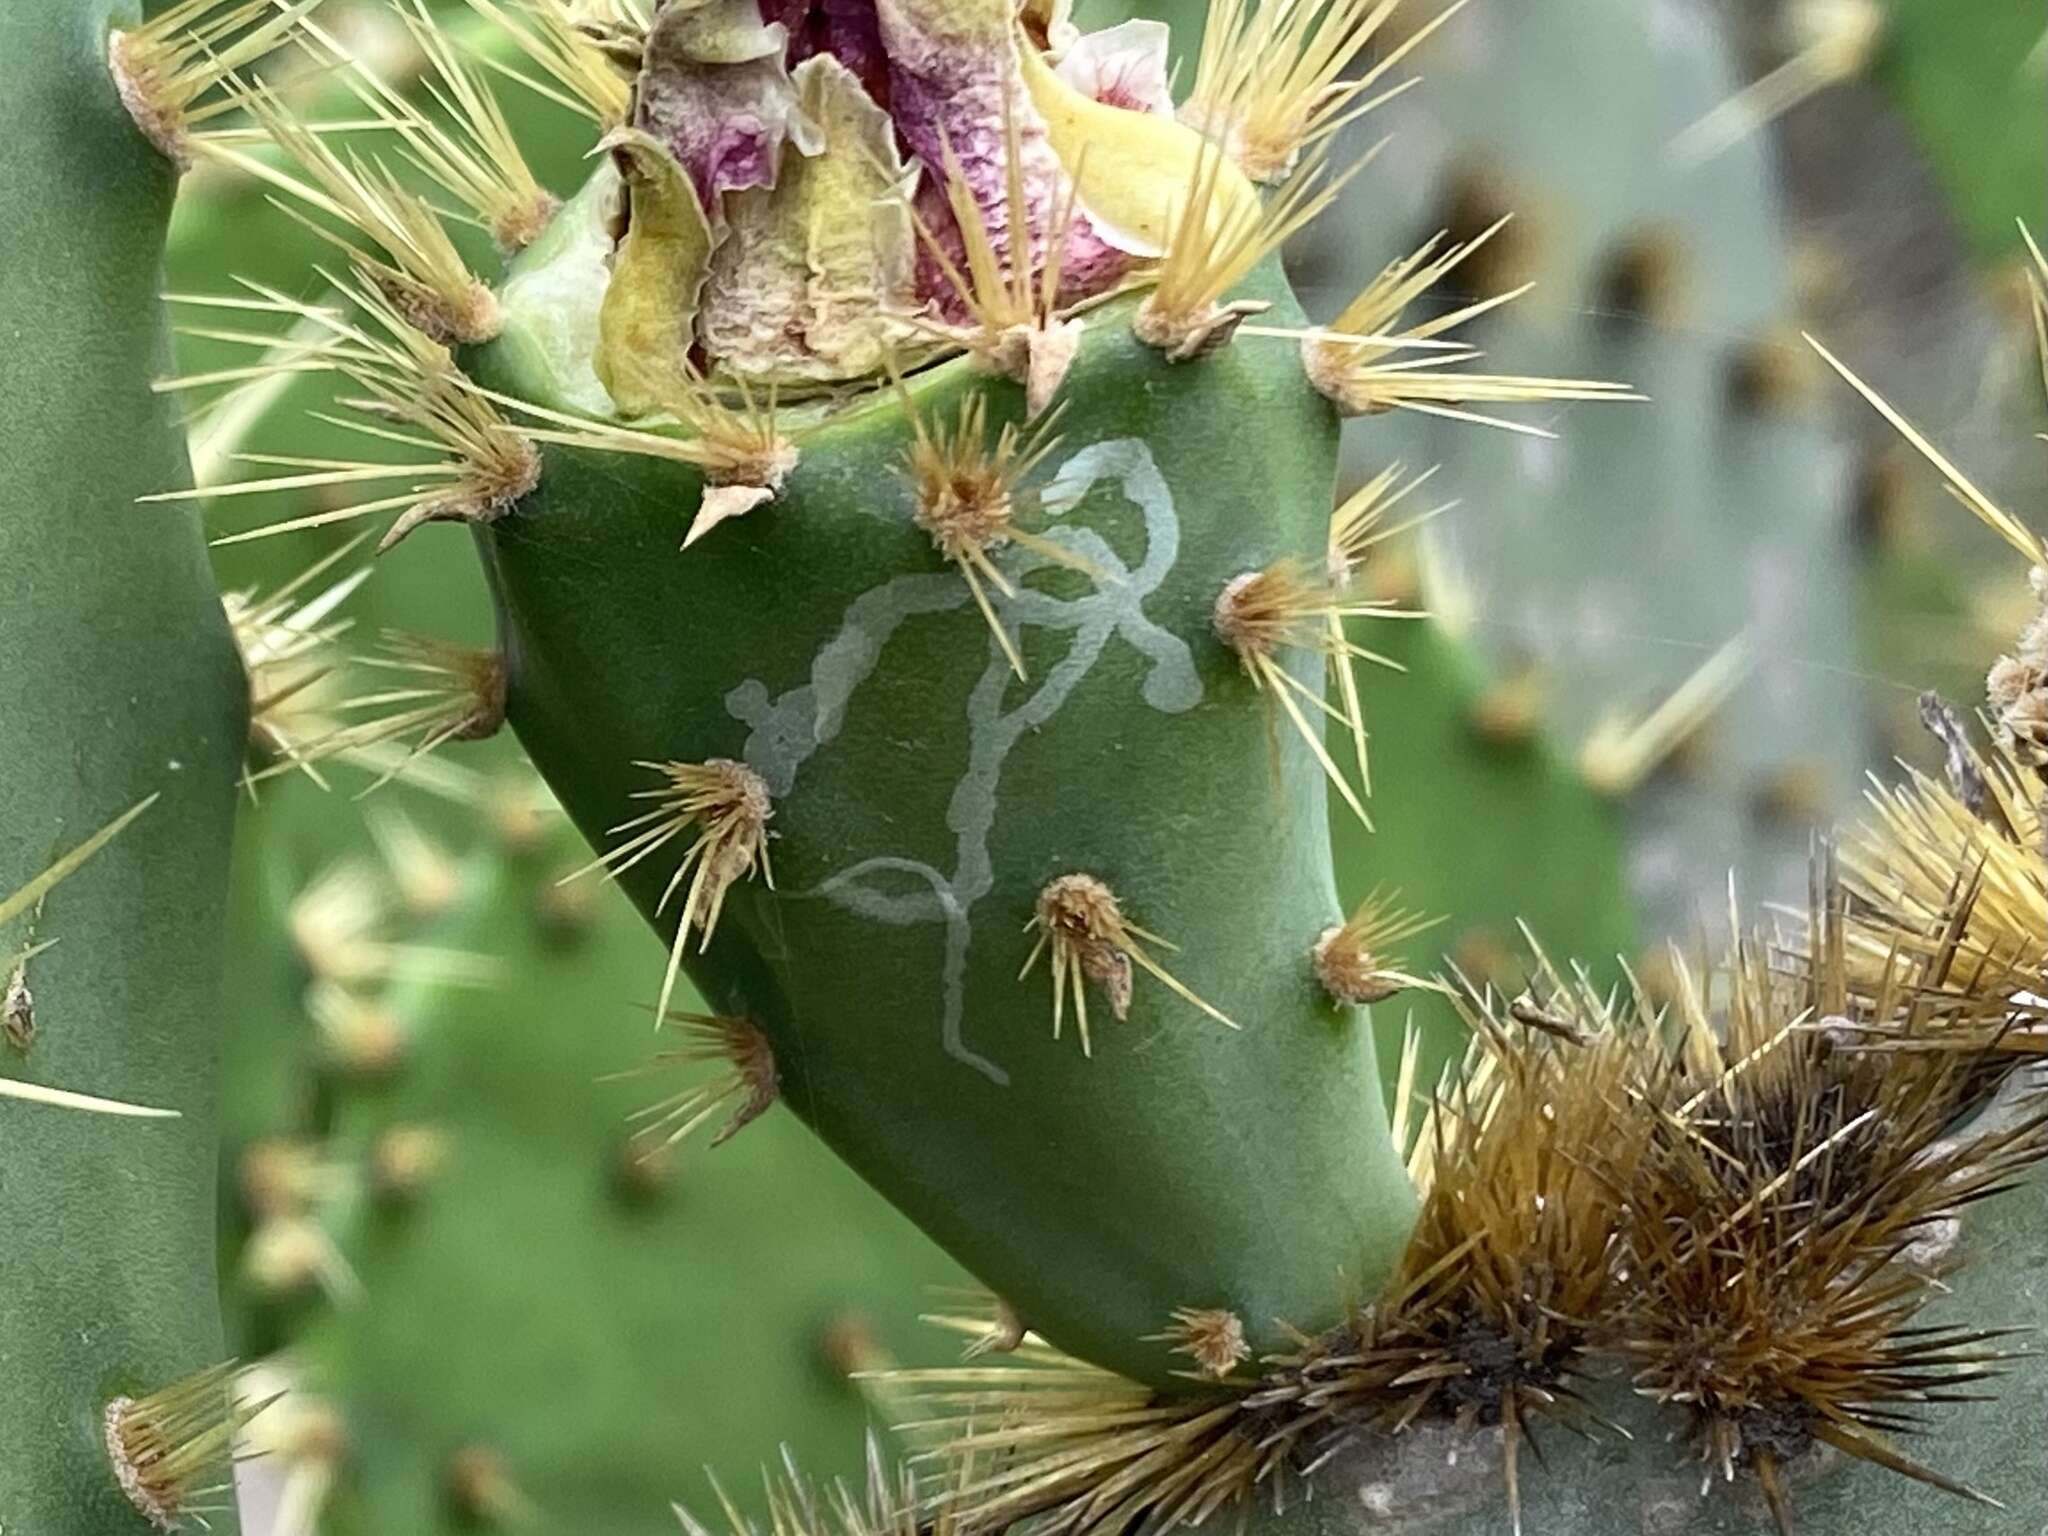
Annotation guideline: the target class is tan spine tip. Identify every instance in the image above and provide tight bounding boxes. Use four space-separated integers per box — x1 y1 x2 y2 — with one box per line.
377 436 540 555
1025 874 1235 1050
1023 320 1084 418
684 485 776 549
447 1444 538 1526
103 1365 251 1532
632 1012 781 1154
463 651 511 742
962 1297 1030 1359
1314 890 1442 1008
371 1125 449 1203
712 1019 781 1146
1033 874 1137 1050
495 192 565 255
374 270 503 351
105 1396 180 1531
685 438 799 550
588 757 775 1032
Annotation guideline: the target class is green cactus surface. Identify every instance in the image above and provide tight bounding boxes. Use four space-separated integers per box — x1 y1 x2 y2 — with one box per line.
1334 618 1636 1090
473 240 1417 1387
266 831 968 1533
1874 0 2046 266
0 1 250 1529
118 5 2048 1535
1285 0 1861 944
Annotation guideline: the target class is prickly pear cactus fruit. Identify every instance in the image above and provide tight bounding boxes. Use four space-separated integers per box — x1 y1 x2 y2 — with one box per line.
1283 0 1861 943
477 262 1418 1389
451 0 1632 1388
0 2 272 1529
181 0 1639 1394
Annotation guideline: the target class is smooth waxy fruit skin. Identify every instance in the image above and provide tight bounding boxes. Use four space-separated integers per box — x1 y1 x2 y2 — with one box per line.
0 1 248 1528
474 233 1417 1388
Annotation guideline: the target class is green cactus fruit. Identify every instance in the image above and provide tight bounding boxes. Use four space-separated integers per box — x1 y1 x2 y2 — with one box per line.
474 249 1418 1388
151 0 1631 1396
0 1 266 1528
317 0 1644 1392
